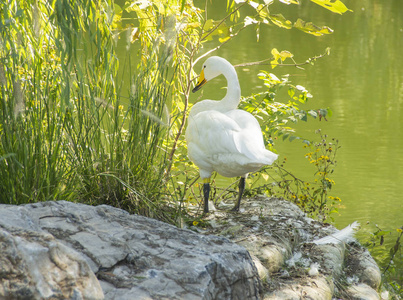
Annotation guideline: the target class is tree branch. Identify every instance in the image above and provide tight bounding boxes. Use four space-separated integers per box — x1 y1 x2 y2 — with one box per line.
233 48 330 69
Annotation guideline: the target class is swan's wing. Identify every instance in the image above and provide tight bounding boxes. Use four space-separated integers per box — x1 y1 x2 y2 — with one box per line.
225 110 278 164
186 110 243 157
224 110 266 159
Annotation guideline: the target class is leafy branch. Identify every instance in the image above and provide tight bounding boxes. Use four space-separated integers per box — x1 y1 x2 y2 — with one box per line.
234 48 331 70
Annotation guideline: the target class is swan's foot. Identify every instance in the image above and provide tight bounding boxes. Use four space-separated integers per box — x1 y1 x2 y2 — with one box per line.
231 205 240 212
203 182 210 214
231 177 245 212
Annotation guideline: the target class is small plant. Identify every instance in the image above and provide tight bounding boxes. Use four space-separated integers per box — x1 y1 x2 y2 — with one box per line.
301 130 341 219
363 225 403 297
244 130 340 222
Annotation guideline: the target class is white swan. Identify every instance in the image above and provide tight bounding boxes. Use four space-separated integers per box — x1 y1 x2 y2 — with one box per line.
186 56 278 213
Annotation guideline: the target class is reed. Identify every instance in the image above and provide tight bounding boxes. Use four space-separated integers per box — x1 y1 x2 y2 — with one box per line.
0 0 174 220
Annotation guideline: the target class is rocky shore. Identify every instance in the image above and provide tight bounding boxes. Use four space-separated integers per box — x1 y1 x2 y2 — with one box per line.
0 197 381 299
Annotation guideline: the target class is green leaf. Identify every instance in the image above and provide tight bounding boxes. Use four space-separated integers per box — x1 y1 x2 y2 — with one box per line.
308 110 318 118
288 88 295 98
203 19 215 32
375 230 390 237
289 135 298 142
203 19 230 42
0 153 16 163
248 1 259 9
180 0 186 13
270 48 294 68
218 36 231 43
279 0 299 4
319 108 328 118
279 50 293 61
293 18 333 36
257 4 269 19
271 48 280 60
269 14 292 29
288 116 297 122
130 27 140 43
244 16 258 27
310 0 352 15
265 72 282 84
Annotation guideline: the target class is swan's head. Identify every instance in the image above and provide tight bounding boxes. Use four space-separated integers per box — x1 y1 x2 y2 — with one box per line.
192 56 233 93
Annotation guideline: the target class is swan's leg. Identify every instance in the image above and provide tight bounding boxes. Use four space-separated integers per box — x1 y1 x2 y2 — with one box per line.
232 177 246 212
203 178 210 213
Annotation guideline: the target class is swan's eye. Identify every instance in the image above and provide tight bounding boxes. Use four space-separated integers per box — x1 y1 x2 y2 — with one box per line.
203 65 206 69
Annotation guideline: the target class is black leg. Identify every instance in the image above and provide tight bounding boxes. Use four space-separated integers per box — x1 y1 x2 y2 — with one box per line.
203 183 210 213
232 177 245 212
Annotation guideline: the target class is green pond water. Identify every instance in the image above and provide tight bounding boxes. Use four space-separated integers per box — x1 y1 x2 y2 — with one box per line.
190 0 403 235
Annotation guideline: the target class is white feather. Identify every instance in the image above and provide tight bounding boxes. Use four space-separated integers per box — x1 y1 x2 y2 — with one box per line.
308 262 320 276
312 221 360 245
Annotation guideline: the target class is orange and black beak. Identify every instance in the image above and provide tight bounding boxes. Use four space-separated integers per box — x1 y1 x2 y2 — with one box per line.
192 69 207 93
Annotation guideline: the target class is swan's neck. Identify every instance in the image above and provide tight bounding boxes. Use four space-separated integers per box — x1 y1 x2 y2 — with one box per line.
189 61 241 118
219 64 241 111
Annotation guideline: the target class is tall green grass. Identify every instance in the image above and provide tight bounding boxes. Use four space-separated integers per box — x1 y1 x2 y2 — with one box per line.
0 0 174 220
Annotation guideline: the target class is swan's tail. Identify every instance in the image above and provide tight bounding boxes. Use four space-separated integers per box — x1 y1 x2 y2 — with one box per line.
262 149 278 165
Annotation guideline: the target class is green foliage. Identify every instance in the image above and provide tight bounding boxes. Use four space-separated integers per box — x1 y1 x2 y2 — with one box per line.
273 131 340 222
310 0 353 15
0 0 79 202
244 125 340 222
239 69 332 143
225 0 351 39
0 0 177 221
363 225 403 297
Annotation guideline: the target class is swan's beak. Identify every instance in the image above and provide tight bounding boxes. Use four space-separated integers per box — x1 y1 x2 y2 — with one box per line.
192 69 207 93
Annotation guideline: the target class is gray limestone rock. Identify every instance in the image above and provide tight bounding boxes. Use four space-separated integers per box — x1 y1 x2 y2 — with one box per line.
0 227 103 299
0 201 261 300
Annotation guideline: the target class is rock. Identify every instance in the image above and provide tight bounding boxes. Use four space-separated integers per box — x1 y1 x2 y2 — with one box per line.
204 196 382 300
0 227 103 300
0 201 261 300
344 283 380 300
263 276 333 300
345 244 382 289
